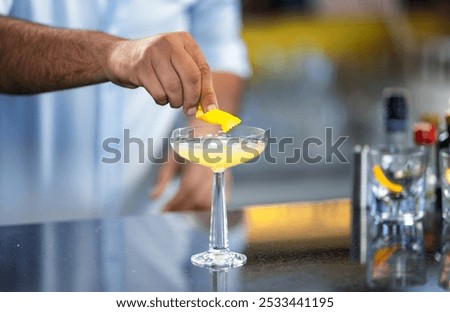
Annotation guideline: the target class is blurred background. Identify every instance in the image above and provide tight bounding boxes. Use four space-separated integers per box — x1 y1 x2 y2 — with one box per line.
229 0 450 208
1 0 449 292
1 0 449 222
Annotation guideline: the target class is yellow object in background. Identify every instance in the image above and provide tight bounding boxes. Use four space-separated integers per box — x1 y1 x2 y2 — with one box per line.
445 168 450 184
371 245 400 279
373 245 400 267
244 198 351 251
195 106 241 132
372 165 403 193
242 13 450 76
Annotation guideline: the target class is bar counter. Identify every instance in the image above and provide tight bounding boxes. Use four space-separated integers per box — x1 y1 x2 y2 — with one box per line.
0 198 446 292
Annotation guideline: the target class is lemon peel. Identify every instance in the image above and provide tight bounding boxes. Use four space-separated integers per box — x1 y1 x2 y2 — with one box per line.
195 106 241 132
373 165 403 193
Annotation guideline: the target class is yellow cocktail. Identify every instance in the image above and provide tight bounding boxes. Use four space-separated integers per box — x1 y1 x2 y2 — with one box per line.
170 125 267 268
173 137 266 172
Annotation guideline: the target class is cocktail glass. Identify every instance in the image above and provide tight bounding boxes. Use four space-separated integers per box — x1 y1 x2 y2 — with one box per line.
369 146 427 223
170 125 267 268
439 149 450 221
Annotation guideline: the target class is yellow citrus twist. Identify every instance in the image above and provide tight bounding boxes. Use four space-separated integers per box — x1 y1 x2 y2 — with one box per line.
372 165 403 193
195 105 241 132
373 245 399 267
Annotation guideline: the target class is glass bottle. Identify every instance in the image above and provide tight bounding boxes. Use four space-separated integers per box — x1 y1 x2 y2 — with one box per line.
383 88 408 151
438 112 450 153
413 121 437 218
436 111 450 213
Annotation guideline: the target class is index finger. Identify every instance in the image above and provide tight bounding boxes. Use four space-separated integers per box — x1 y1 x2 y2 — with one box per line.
181 34 218 113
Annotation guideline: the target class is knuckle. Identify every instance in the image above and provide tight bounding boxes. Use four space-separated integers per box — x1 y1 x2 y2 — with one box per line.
153 34 174 49
184 92 200 107
201 88 215 99
187 71 201 86
165 80 181 94
176 31 191 40
184 98 200 108
158 33 171 42
197 63 210 75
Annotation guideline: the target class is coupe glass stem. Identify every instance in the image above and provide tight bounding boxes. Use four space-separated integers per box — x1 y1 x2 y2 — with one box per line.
209 171 229 252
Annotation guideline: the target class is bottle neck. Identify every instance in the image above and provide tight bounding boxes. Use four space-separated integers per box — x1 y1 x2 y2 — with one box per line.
386 130 407 149
424 143 436 173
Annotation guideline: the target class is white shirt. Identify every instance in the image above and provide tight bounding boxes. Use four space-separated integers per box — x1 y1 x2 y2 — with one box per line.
0 0 251 223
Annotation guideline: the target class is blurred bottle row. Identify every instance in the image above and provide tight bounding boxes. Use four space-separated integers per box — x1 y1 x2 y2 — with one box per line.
382 87 450 222
352 87 450 290
367 217 450 290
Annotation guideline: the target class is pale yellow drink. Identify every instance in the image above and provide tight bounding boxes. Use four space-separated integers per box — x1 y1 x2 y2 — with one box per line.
173 137 266 172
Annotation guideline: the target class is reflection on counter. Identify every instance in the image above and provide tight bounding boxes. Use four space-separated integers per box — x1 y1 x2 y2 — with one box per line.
210 269 228 292
439 221 450 290
0 198 447 291
244 198 351 254
0 211 247 292
367 220 427 289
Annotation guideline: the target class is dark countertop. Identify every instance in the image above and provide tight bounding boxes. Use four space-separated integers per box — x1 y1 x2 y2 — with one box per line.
0 198 447 292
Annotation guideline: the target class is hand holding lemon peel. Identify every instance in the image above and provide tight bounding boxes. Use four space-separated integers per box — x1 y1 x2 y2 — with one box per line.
195 105 241 132
373 165 403 193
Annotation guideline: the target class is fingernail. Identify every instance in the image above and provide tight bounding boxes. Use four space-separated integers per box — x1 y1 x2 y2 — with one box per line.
207 104 217 111
186 107 197 116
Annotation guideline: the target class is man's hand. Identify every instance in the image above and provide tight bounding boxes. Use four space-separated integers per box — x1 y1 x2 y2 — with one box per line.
0 18 218 114
150 72 243 212
106 32 218 115
150 150 213 212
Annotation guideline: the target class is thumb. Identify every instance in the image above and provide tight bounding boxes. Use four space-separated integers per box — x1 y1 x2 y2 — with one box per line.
150 155 179 199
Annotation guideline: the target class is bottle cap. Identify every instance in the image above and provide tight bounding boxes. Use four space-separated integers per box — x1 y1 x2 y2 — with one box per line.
384 89 408 132
413 121 437 145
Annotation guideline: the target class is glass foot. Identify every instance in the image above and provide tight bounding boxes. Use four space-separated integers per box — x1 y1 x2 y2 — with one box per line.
191 250 247 269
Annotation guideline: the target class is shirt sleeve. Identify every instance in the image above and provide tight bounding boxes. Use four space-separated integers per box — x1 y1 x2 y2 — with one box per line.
0 0 13 14
189 0 252 78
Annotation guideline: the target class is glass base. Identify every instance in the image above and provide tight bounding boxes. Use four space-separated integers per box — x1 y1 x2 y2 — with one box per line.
191 250 247 269
375 212 424 225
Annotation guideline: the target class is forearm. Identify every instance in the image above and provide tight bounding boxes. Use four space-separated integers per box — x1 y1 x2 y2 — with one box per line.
0 16 120 94
212 72 244 115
